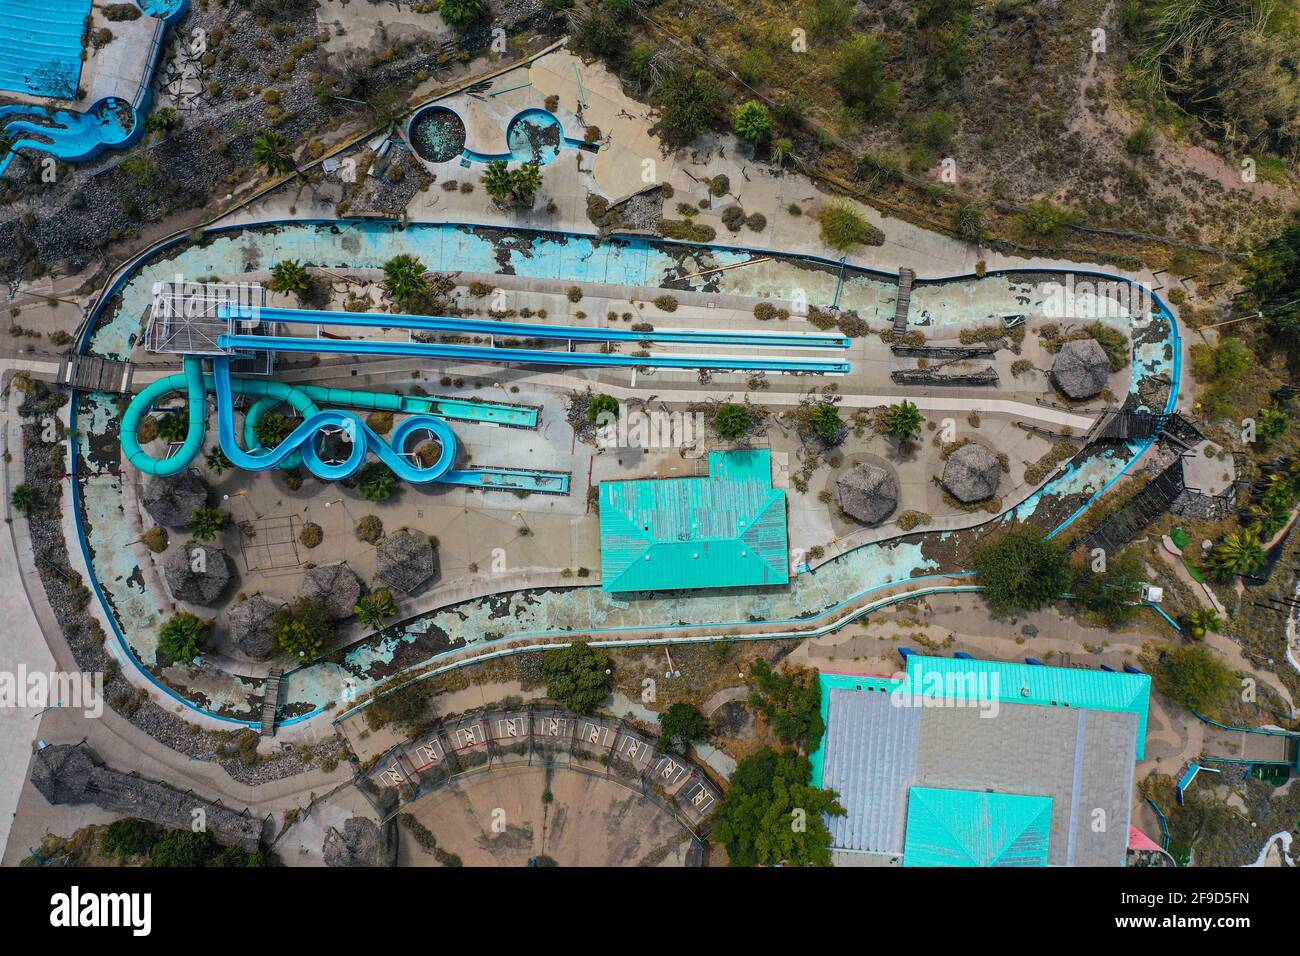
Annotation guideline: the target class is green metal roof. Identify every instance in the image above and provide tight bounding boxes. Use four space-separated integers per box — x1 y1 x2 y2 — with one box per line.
902 654 1152 759
599 449 788 592
904 788 1052 867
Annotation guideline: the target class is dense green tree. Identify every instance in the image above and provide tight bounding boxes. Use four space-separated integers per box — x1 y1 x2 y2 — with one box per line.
711 748 845 866
158 612 210 664
1070 549 1145 629
439 0 486 28
657 702 712 753
254 410 295 449
1183 608 1223 640
713 402 752 441
830 35 897 121
100 819 160 859
481 160 543 207
1256 404 1289 444
1244 214 1300 335
808 402 844 443
747 659 824 752
541 642 610 713
587 393 619 423
653 69 725 146
273 597 334 660
157 410 189 444
819 202 880 252
148 829 215 867
973 524 1070 616
1155 643 1237 714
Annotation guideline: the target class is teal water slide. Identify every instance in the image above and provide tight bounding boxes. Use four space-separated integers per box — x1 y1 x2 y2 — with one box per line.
121 356 568 493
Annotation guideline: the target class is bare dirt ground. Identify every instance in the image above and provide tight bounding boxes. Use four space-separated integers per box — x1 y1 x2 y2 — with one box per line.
398 765 694 866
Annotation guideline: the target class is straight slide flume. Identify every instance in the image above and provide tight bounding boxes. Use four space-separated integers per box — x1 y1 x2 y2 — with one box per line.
225 305 852 351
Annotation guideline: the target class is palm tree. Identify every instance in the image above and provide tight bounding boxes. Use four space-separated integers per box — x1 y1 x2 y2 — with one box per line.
251 132 296 178
482 159 514 202
353 590 398 632
511 162 543 205
205 447 232 475
877 400 925 442
188 506 228 542
1183 608 1222 640
10 483 41 515
269 259 312 300
1209 530 1268 581
382 254 430 309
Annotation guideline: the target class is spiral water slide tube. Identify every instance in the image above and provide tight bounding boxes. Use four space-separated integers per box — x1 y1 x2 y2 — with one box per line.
120 356 569 493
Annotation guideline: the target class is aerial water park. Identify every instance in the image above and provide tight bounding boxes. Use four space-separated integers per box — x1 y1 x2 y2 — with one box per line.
121 281 852 492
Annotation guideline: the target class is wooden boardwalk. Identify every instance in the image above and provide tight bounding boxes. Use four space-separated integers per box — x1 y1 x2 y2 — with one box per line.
57 354 133 394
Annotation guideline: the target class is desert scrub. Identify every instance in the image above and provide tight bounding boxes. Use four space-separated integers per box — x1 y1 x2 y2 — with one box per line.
652 295 678 312
753 302 790 321
721 205 747 231
897 510 930 531
661 219 717 243
356 515 384 544
1023 442 1076 486
819 202 884 252
141 526 168 552
365 411 394 435
299 522 323 549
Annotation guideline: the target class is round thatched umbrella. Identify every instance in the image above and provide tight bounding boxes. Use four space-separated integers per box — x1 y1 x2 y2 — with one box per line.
941 443 1001 503
302 562 364 620
163 542 231 606
227 594 281 661
836 463 899 525
376 528 437 593
141 469 209 529
1051 338 1110 400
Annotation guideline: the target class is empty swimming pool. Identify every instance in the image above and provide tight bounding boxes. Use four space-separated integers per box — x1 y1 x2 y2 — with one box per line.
0 0 91 99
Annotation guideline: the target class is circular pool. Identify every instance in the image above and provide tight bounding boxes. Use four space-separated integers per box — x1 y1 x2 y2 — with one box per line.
407 106 467 164
506 108 563 165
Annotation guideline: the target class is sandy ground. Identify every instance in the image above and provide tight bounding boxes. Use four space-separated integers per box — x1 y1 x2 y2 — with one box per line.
398 764 694 866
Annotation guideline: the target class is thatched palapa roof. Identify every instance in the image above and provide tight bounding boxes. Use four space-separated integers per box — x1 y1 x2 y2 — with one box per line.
228 594 281 660
941 443 1001 503
302 562 364 619
1051 338 1110 400
163 542 231 606
836 463 899 525
376 528 437 593
141 469 208 529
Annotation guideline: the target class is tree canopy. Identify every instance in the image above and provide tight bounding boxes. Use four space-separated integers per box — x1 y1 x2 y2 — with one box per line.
746 659 825 752
973 524 1070 616
541 642 611 714
657 702 712 753
158 612 210 665
1155 643 1237 715
711 747 844 867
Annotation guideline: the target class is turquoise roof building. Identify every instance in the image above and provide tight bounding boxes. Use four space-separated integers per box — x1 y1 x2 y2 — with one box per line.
903 789 1053 867
598 449 788 592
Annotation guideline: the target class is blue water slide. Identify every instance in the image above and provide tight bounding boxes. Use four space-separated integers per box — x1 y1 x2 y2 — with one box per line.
230 304 852 350
219 332 851 374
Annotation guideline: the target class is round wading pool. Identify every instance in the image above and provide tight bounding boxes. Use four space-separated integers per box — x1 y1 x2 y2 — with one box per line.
407 106 468 163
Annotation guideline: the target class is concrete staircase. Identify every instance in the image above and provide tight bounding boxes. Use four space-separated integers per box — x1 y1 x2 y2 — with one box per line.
892 268 915 335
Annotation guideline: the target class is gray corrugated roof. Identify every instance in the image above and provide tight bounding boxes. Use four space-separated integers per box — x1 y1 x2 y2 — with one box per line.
822 689 919 854
821 692 1139 867
913 704 1137 866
